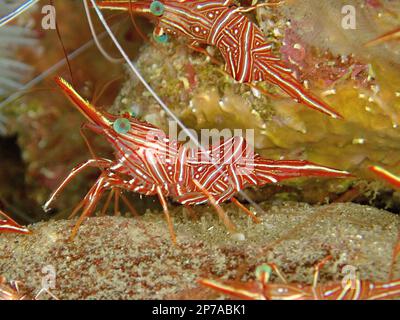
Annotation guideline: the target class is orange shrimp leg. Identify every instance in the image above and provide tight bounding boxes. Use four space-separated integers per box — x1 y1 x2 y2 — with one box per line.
365 27 400 47
192 179 237 233
43 158 113 212
230 197 260 224
312 255 333 288
99 189 115 216
69 172 110 240
187 41 220 65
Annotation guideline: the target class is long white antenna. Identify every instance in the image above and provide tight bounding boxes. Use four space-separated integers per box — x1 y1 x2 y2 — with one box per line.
90 0 266 217
82 0 123 64
0 0 39 27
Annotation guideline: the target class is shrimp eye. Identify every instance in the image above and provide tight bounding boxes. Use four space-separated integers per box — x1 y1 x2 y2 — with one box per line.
255 264 272 283
150 1 164 16
154 33 168 43
113 118 131 134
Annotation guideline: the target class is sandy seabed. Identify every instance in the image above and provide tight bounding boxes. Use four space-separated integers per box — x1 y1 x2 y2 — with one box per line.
0 201 399 299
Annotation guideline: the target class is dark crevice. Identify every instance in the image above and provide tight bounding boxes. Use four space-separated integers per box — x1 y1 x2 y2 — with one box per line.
0 135 42 224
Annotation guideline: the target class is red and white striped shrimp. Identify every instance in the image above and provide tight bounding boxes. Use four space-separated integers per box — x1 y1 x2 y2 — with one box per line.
199 256 400 300
93 0 342 119
45 77 350 243
0 210 30 234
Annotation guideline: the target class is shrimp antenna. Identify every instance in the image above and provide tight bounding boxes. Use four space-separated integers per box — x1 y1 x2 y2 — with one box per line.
83 0 123 63
0 0 39 27
89 0 267 216
49 0 75 87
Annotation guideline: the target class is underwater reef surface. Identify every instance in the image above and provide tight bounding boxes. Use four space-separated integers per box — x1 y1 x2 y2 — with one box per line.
0 201 398 300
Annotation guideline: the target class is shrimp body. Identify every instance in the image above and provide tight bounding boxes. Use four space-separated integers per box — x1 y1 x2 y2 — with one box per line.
94 0 342 118
199 262 400 300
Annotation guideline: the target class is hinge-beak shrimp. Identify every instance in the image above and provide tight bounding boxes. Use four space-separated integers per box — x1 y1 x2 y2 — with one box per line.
199 255 400 300
45 77 349 243
365 27 400 47
92 0 342 119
